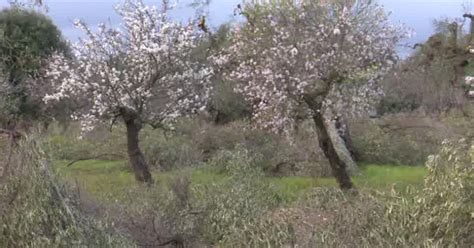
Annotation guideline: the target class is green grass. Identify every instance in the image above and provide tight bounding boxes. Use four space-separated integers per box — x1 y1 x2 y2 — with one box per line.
54 160 427 203
53 160 136 200
267 165 426 202
54 160 228 201
356 164 427 189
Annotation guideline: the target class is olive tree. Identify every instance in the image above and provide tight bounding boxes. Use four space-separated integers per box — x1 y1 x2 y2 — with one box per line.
0 8 68 125
44 0 213 184
218 0 406 189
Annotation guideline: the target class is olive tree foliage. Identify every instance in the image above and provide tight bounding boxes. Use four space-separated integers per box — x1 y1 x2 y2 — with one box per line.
217 0 407 189
0 8 68 126
44 0 213 183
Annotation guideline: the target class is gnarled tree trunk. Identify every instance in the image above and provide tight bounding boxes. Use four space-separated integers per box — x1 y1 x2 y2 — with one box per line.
326 115 359 175
122 109 153 184
312 110 354 190
304 88 355 190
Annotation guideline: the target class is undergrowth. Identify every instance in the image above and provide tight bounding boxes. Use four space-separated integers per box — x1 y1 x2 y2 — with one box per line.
0 136 132 248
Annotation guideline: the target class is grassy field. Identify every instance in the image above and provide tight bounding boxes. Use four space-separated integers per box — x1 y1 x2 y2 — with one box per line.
53 160 427 203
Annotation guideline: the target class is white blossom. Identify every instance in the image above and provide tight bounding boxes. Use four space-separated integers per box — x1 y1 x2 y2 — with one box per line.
290 47 298 57
218 1 407 133
44 0 213 131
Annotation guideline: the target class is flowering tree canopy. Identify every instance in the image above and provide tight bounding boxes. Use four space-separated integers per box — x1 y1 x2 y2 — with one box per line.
44 0 213 183
45 0 213 131
221 0 405 132
220 0 407 189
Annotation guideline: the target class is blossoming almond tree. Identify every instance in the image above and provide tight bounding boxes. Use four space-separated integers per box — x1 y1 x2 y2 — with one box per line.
44 0 213 184
220 0 406 189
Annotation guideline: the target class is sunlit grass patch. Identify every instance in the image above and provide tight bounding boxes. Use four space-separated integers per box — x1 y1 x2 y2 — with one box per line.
356 164 427 190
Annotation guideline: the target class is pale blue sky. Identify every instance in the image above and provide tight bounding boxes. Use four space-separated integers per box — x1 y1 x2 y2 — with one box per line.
1 0 471 56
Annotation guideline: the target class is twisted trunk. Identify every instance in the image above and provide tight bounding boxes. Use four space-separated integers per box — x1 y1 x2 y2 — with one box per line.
312 110 354 190
329 114 360 175
304 87 354 190
123 110 153 184
313 112 354 190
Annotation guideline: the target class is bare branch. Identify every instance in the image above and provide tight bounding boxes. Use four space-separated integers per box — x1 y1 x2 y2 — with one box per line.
66 153 126 167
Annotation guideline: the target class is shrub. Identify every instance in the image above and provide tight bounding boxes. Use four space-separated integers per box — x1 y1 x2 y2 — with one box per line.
304 188 385 247
197 149 294 246
0 135 131 247
307 138 473 247
182 119 331 177
115 174 205 247
140 127 203 170
377 95 420 115
404 138 473 246
114 150 295 247
210 79 252 124
350 118 442 165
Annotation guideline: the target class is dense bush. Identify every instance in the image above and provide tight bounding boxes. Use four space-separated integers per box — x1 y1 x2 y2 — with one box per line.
140 127 203 170
0 8 67 77
197 149 294 246
115 175 205 247
400 138 473 246
115 149 294 247
180 120 331 177
308 138 473 247
210 79 251 124
0 7 69 124
377 95 420 115
302 188 384 247
350 118 444 165
0 136 131 247
350 113 474 166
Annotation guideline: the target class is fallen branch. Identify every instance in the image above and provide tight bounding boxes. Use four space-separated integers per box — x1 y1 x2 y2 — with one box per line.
66 153 126 167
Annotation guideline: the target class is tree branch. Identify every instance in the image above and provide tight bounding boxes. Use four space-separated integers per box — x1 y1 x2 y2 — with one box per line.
66 153 125 167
